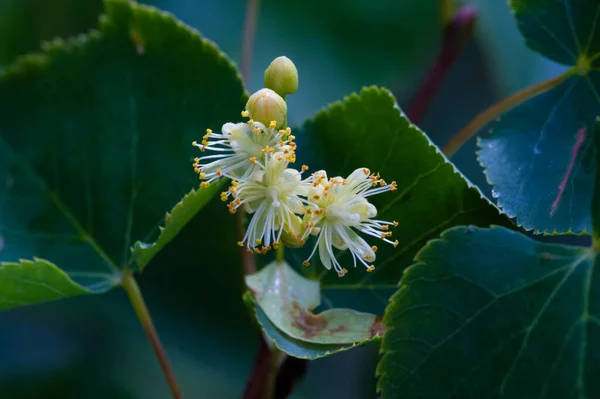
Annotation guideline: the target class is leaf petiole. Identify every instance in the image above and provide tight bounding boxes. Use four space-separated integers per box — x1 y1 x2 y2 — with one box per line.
121 272 183 399
443 66 578 157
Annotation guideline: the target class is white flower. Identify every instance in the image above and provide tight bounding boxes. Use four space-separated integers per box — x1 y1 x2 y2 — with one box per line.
225 152 310 253
301 168 398 277
192 118 296 187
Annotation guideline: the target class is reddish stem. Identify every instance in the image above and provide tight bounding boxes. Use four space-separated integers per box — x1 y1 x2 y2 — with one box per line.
406 5 477 124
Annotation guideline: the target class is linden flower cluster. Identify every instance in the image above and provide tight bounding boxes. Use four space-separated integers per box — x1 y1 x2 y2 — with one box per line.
192 57 398 277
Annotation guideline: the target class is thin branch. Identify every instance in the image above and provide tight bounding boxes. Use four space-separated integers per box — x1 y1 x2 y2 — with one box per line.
443 67 577 157
406 4 477 124
241 0 260 84
122 273 182 399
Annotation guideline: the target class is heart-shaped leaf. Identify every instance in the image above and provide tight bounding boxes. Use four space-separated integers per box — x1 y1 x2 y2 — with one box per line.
0 0 246 311
378 225 598 398
478 0 600 234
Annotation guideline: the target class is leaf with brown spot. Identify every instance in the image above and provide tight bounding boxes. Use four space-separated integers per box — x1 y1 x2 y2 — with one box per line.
245 261 383 359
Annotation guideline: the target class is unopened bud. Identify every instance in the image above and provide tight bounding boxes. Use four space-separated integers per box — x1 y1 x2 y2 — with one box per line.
264 56 299 97
280 215 306 248
245 88 287 129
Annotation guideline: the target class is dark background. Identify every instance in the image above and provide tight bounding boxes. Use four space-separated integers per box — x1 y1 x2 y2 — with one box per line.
0 0 568 398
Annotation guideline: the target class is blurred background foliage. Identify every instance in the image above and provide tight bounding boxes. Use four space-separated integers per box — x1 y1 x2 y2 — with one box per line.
0 0 567 397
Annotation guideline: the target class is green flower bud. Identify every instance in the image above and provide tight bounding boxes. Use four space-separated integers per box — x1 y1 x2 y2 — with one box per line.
245 88 287 129
264 56 299 97
281 215 306 248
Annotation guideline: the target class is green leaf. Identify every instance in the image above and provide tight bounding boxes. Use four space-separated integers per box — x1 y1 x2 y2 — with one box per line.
0 258 110 311
294 87 511 308
131 181 225 270
377 225 599 399
0 0 246 298
245 260 383 358
509 0 600 66
478 0 600 234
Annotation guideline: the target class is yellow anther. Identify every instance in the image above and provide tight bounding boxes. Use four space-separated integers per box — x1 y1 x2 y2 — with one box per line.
302 260 310 267
202 140 208 146
216 168 222 176
269 120 277 128
391 181 398 191
255 239 262 245
249 157 257 164
199 172 206 179
285 127 291 134
301 165 309 172
367 265 375 272
279 129 286 135
288 135 295 140
313 194 321 200
248 119 255 124
206 128 212 134
241 110 250 117
192 140 198 146
254 248 262 254
381 225 389 231
393 221 398 227
371 245 378 252
237 241 244 247
231 180 239 187
273 242 279 249
253 127 261 134
393 240 399 248
247 248 254 254
200 181 210 188
362 168 370 175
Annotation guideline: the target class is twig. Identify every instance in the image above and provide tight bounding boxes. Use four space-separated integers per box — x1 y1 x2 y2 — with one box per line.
241 0 260 84
442 67 576 157
122 272 182 399
406 4 477 124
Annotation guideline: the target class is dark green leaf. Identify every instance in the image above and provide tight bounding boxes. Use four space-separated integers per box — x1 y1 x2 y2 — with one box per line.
0 258 109 311
378 225 598 399
509 0 600 66
245 261 383 358
0 0 246 298
478 0 600 234
294 87 511 310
